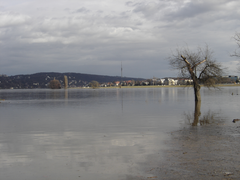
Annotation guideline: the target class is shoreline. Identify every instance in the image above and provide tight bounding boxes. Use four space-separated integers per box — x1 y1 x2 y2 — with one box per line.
1 84 239 90
99 83 240 89
68 83 240 89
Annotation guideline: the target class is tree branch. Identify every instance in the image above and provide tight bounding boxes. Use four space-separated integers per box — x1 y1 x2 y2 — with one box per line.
181 55 190 65
198 65 209 79
192 59 207 69
181 55 198 81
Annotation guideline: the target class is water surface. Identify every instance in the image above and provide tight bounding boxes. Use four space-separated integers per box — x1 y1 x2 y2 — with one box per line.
0 87 239 180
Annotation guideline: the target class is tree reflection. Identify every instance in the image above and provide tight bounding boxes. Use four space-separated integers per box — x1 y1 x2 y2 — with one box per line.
184 101 221 126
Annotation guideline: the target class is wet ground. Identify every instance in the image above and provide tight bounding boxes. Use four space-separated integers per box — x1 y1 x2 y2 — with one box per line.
139 122 240 180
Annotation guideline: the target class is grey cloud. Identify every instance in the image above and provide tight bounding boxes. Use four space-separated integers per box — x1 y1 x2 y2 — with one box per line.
167 2 214 19
133 2 161 17
125 1 135 7
132 1 170 19
0 0 239 78
125 1 132 6
75 7 90 13
131 0 240 25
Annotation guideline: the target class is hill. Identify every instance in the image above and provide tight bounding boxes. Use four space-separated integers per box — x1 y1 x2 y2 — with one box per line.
0 72 144 89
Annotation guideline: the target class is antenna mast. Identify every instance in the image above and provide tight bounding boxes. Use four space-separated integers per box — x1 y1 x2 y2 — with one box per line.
121 62 122 86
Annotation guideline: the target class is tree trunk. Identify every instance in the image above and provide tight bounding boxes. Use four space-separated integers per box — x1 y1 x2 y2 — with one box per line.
193 83 201 102
181 55 201 102
192 100 201 126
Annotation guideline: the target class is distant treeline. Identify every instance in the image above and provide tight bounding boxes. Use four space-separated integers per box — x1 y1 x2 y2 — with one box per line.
0 72 144 89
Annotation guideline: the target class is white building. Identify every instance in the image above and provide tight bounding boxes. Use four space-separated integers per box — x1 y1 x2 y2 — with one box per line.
164 78 178 85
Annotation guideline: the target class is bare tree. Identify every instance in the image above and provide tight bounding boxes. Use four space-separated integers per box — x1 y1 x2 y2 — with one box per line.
231 32 240 72
168 45 224 102
232 32 240 57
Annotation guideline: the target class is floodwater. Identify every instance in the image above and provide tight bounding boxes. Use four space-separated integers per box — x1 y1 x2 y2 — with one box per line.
0 86 239 180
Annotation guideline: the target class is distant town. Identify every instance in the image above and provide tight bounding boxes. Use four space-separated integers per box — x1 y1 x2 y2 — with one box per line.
96 76 238 87
0 72 239 89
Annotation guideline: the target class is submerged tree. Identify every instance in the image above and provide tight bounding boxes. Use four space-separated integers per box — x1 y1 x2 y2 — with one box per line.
169 45 224 102
185 101 219 126
192 101 201 126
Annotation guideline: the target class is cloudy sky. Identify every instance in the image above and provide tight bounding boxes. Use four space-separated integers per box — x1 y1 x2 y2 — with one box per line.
0 0 240 78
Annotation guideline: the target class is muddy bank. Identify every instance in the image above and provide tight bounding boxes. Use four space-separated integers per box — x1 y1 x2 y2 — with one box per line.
143 122 240 180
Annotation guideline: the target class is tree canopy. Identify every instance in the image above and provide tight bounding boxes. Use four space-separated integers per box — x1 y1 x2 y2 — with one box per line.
49 78 61 89
168 45 224 101
89 80 99 89
232 32 240 58
231 32 240 72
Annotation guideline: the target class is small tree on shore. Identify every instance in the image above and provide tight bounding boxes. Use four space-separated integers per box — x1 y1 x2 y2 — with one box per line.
89 81 99 89
168 45 224 102
49 78 61 89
